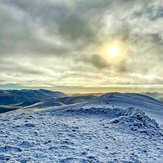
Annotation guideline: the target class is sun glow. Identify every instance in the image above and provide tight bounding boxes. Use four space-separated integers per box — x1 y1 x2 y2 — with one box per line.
107 45 119 57
100 41 127 63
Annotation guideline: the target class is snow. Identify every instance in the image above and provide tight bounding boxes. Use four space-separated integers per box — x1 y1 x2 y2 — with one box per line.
0 107 162 162
80 93 163 125
0 93 162 162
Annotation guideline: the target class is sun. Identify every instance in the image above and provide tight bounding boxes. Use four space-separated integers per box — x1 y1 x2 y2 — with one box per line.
107 45 119 57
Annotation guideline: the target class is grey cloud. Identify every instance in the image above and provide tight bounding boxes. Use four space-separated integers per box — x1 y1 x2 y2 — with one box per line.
88 54 110 69
150 33 162 42
75 54 110 70
0 59 53 77
0 1 72 56
1 0 114 51
1 1 93 39
138 6 163 21
116 61 128 73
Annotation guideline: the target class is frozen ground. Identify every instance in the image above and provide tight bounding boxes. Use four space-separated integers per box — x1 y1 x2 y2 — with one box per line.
0 105 163 163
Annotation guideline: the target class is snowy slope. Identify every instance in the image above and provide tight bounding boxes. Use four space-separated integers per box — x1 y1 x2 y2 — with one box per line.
84 93 163 110
0 106 162 162
0 93 163 162
81 93 163 124
44 93 163 124
11 98 64 113
25 98 63 109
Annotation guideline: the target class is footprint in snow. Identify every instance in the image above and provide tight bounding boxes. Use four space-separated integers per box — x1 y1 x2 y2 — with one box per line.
60 158 89 163
23 123 35 127
60 145 75 150
48 145 75 150
19 141 34 148
0 154 11 161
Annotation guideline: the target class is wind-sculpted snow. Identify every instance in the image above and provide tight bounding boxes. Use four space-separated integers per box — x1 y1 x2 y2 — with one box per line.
0 105 162 162
81 92 163 125
65 107 162 136
111 107 162 136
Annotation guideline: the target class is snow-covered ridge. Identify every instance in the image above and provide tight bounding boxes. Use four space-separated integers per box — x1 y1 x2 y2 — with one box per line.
0 92 162 162
84 92 163 109
44 92 163 124
79 92 163 125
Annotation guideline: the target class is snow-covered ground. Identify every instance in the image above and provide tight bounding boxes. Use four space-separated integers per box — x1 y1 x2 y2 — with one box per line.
82 93 163 125
0 93 163 162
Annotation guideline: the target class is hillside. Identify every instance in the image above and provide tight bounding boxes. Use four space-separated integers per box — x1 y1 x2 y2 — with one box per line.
58 95 98 105
0 89 67 105
0 89 67 113
81 92 163 124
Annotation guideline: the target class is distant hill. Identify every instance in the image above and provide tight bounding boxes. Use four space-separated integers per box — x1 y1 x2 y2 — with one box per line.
24 98 63 109
18 99 41 107
141 92 163 102
8 94 99 113
71 93 103 97
58 95 98 105
0 106 18 113
0 89 67 105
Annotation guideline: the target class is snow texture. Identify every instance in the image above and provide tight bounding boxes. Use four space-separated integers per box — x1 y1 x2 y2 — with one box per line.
0 106 162 162
0 93 163 162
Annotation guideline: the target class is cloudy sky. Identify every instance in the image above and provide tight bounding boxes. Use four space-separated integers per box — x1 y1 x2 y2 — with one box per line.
0 0 163 93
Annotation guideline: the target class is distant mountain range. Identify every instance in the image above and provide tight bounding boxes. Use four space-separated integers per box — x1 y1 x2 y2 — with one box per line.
0 90 162 114
0 89 99 113
0 89 67 105
59 95 98 105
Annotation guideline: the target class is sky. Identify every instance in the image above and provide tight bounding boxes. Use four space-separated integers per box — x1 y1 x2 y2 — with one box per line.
0 0 163 93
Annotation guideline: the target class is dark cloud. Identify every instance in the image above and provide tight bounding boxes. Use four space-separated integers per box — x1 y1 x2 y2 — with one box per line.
138 6 163 21
75 54 110 69
150 33 162 43
1 0 101 46
116 61 128 73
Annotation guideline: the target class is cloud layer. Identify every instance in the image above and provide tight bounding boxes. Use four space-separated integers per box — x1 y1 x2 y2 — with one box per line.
0 0 163 92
